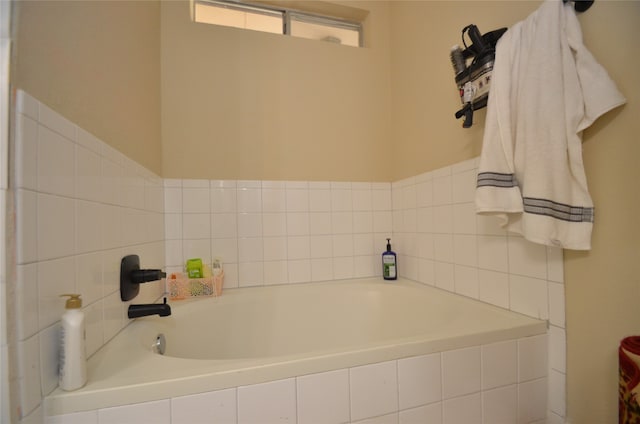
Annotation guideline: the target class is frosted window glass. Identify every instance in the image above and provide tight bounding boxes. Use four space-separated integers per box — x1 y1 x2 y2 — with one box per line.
194 2 282 35
290 19 360 47
193 1 362 47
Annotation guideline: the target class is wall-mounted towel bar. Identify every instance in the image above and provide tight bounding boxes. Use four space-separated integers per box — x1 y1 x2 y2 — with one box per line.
563 0 594 13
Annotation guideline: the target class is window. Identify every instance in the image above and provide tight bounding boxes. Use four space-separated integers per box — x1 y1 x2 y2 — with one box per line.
193 0 363 47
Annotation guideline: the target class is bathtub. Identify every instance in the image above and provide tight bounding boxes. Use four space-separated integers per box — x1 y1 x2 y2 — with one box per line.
45 278 546 417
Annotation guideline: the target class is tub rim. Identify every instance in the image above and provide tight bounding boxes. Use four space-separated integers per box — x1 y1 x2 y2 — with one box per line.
44 278 547 417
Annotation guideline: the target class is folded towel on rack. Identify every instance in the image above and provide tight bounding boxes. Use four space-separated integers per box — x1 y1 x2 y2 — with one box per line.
475 0 625 250
620 336 640 423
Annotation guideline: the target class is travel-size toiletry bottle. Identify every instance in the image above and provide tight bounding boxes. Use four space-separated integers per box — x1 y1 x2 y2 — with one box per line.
59 294 87 391
382 238 397 280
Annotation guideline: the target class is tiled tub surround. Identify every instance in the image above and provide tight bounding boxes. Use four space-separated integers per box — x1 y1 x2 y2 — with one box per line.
163 178 393 286
391 159 567 423
5 91 566 423
45 278 547 423
11 91 166 421
163 161 567 422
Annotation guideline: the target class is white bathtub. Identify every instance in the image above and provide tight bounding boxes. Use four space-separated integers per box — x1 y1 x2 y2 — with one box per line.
45 278 546 417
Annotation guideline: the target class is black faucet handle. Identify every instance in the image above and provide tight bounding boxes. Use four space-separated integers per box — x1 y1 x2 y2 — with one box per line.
131 269 167 284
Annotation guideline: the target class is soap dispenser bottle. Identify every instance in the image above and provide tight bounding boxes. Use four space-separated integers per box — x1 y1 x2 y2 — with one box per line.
382 238 397 280
59 294 87 391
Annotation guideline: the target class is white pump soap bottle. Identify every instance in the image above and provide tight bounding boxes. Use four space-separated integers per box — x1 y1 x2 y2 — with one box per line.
59 294 87 391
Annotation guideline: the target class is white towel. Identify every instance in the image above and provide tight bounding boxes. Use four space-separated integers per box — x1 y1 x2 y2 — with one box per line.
475 0 626 250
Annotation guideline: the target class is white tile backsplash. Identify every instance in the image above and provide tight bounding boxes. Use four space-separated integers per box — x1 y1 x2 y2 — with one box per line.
309 187 332 211
238 261 264 287
478 269 510 309
238 378 296 424
548 325 567 373
477 235 509 273
263 237 288 261
181 187 209 213
482 340 518 390
75 145 102 202
548 369 566 417
434 261 455 292
15 114 39 191
442 346 481 399
517 378 548 424
18 334 41 417
16 189 37 264
518 335 549 382
454 265 479 299
211 186 237 213
548 281 566 328
76 200 103 254
262 187 286 212
391 159 564 422
398 353 441 410
508 236 549 279
482 384 517 424
510 275 549 320
297 369 350 424
443 392 482 424
98 399 171 424
75 252 103 306
171 389 237 424
11 92 166 418
432 174 452 206
350 360 399 422
399 403 442 424
237 187 262 213
264 260 289 285
37 125 75 197
16 264 38 340
46 410 98 424
286 187 309 212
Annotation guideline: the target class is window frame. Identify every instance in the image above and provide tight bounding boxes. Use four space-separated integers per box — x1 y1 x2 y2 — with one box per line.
193 0 364 47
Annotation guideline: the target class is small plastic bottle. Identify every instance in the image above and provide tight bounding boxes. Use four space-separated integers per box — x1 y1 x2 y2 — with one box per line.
59 294 87 391
382 238 397 280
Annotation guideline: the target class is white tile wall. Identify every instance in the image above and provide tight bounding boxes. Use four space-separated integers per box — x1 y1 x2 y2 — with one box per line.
237 378 297 424
11 93 562 423
12 90 166 421
297 369 350 424
164 180 392 286
397 353 441 410
350 361 399 421
392 159 566 423
98 399 170 424
47 334 547 424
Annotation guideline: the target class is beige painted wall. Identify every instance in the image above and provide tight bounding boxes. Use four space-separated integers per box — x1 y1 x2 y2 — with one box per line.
160 0 392 182
563 2 640 422
12 0 162 175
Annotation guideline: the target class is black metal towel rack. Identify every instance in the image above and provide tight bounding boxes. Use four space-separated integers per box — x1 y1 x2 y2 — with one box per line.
563 0 594 13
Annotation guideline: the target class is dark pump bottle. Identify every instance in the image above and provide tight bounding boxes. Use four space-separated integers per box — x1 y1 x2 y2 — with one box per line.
382 238 397 280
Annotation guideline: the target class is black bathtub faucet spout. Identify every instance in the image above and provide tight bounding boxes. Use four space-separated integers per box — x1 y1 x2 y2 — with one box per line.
128 297 172 319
